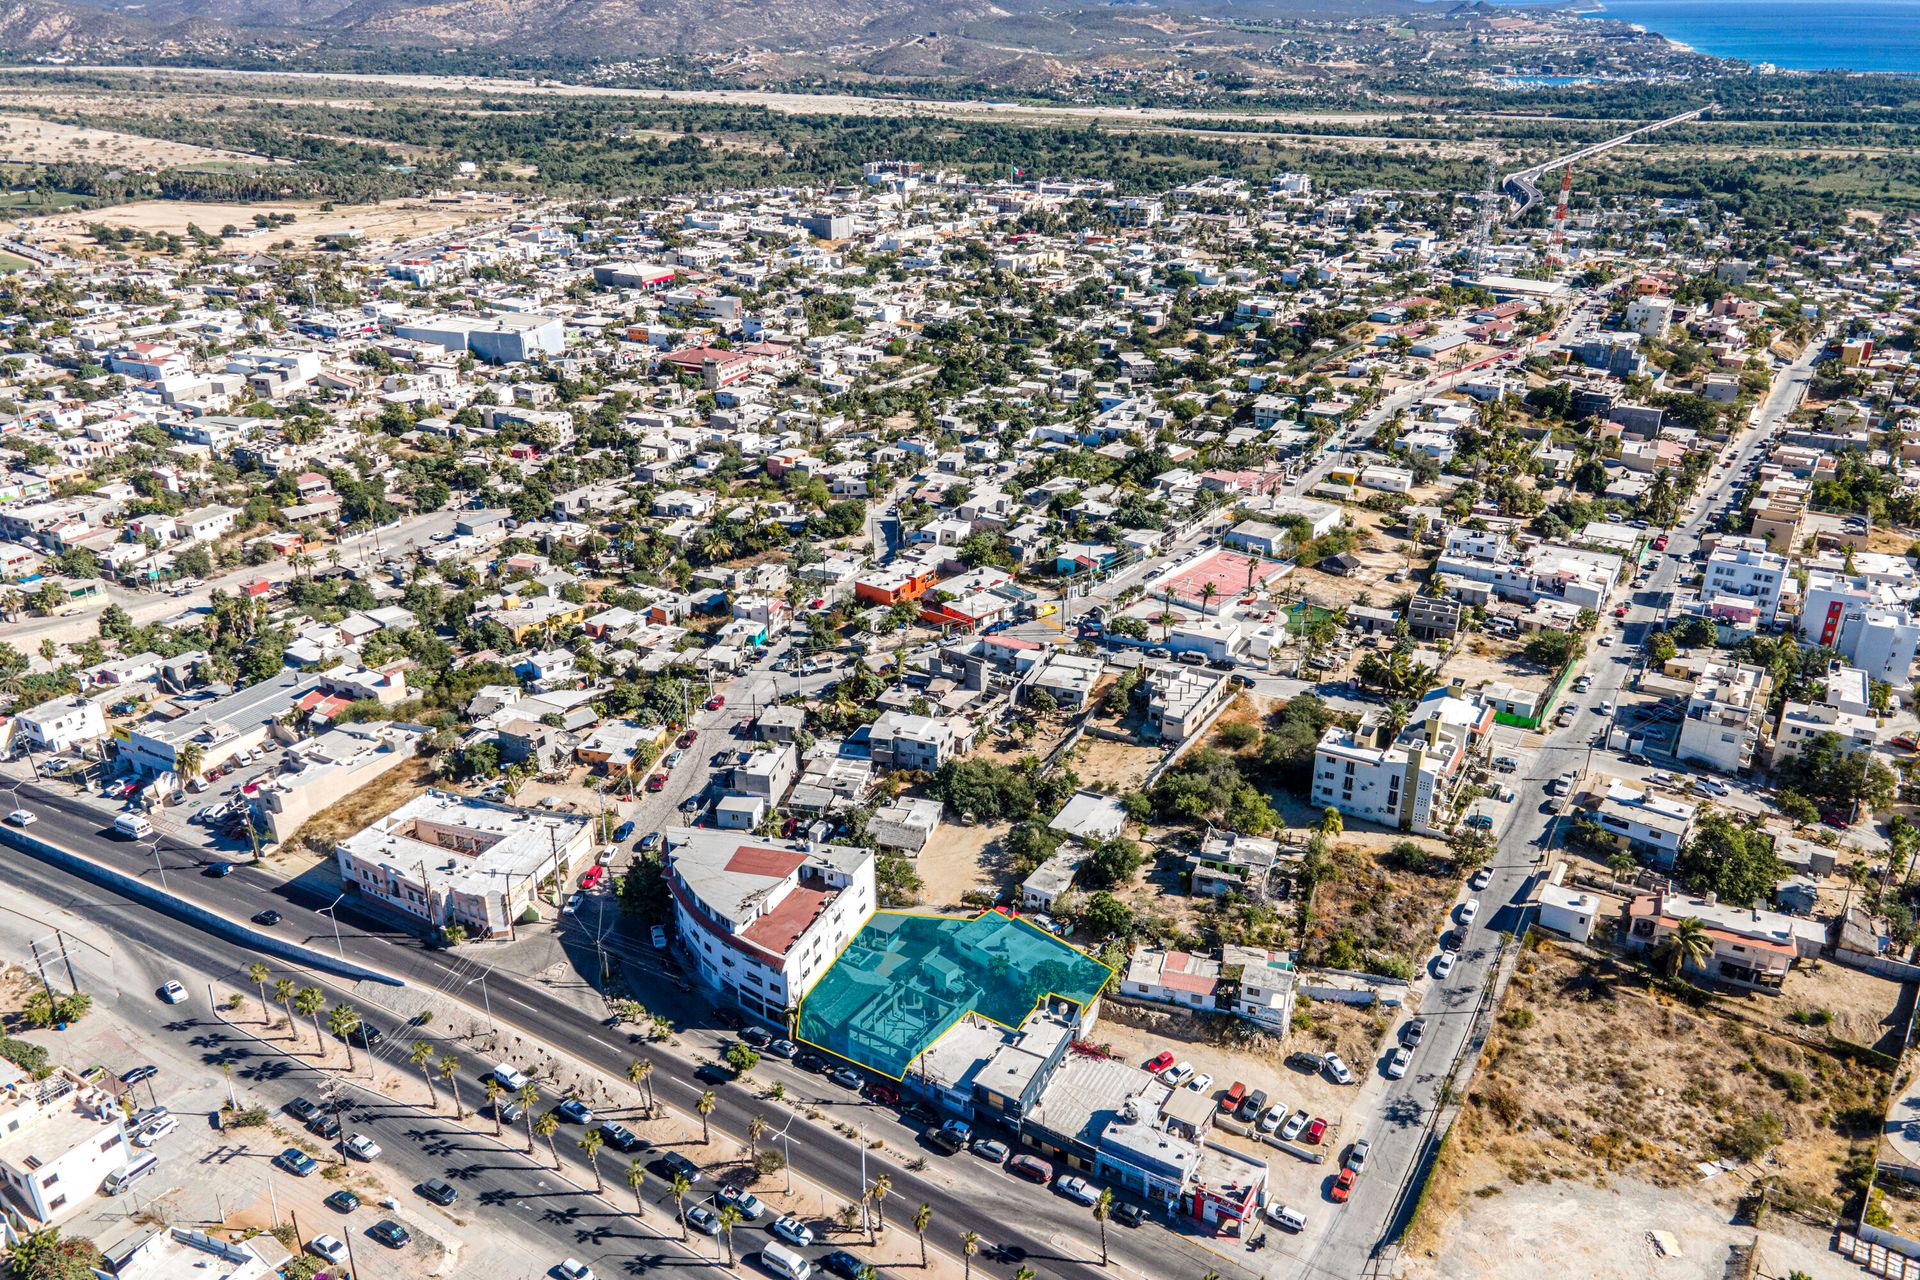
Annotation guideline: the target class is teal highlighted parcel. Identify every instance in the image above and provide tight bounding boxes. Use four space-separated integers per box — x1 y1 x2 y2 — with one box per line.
795 909 1111 1081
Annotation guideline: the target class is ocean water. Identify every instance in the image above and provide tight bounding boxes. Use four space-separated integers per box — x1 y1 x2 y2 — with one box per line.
1578 0 1920 74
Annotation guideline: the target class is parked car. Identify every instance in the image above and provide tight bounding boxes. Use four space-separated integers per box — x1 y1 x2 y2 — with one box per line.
1386 1048 1412 1080
307 1235 350 1267
971 1138 1009 1163
1434 951 1458 980
274 1149 318 1177
323 1189 360 1214
132 1115 178 1147
1323 1053 1354 1086
1187 1072 1213 1095
418 1178 459 1206
1281 1110 1309 1141
1331 1167 1357 1203
1114 1203 1149 1228
1305 1117 1328 1144
369 1220 412 1249
828 1067 862 1089
1219 1082 1246 1114
1144 1050 1175 1074
285 1098 320 1124
1267 1203 1307 1232
1457 898 1480 925
1159 1061 1194 1086
1008 1154 1052 1183
767 1039 798 1059
1258 1105 1285 1135
344 1133 382 1161
613 821 635 842
1346 1139 1371 1171
1055 1175 1100 1206
1403 1018 1427 1048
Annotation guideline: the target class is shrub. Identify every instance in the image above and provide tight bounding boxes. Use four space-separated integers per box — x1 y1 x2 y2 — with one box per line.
1499 1008 1534 1031
1719 1111 1783 1161
0 1035 50 1077
1215 720 1259 750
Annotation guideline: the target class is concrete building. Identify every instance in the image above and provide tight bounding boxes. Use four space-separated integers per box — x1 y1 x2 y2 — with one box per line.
869 711 971 773
1310 687 1493 835
1704 537 1791 625
335 792 592 938
866 797 943 853
1771 664 1879 768
1676 661 1769 775
1142 668 1234 744
250 720 426 844
97 1227 278 1280
1624 891 1825 993
1800 570 1920 688
0 1064 128 1226
1586 778 1697 869
663 827 875 1025
12 694 106 754
1537 882 1599 943
731 744 798 805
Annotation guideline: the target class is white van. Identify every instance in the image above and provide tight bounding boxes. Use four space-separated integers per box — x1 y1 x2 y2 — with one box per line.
114 813 154 840
103 1153 160 1195
1266 1201 1307 1232
758 1241 813 1280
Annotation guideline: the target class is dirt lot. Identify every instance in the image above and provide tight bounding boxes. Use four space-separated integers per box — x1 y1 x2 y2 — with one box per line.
1401 1174 1854 1280
0 113 270 169
278 754 436 863
1409 937 1890 1265
19 191 530 247
1065 732 1164 792
1299 838 1461 978
914 818 1011 910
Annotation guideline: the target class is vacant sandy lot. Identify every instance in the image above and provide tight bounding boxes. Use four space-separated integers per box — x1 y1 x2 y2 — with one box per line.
0 113 268 169
1401 1175 1852 1280
18 191 531 246
914 818 1009 910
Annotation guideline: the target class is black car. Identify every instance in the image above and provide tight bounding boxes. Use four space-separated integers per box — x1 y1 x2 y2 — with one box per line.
324 1189 360 1214
820 1251 868 1279
119 1064 158 1087
796 1053 826 1074
598 1122 647 1153
284 1097 320 1124
368 1220 412 1249
206 862 234 878
1114 1203 1149 1228
740 1026 773 1048
418 1178 459 1206
252 909 281 926
308 1115 342 1141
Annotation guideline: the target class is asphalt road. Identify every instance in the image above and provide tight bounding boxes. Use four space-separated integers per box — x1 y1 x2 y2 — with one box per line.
0 784 1260 1280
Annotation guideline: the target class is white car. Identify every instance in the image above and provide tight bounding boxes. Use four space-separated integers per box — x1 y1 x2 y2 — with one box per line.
1434 951 1458 980
1258 1105 1286 1135
1470 866 1493 891
1598 701 1614 715
1458 898 1480 926
492 1063 531 1091
1055 1175 1100 1206
1159 1061 1194 1087
1323 1053 1354 1086
558 1263 597 1280
1386 1048 1412 1080
133 1115 178 1147
307 1235 349 1267
1280 1109 1309 1141
345 1133 382 1161
159 981 188 1004
1186 1073 1213 1095
596 846 616 867
5 809 34 826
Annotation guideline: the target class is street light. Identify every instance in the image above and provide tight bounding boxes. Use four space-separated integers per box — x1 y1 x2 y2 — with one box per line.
317 893 345 960
466 967 496 1035
143 837 167 892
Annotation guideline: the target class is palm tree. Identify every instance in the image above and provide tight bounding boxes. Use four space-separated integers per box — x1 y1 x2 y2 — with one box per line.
870 1173 892 1232
245 963 271 1024
669 1173 692 1239
579 1128 606 1192
1014 1268 1038 1280
718 1204 741 1264
629 1057 655 1114
272 978 297 1038
483 1077 504 1135
439 1054 463 1120
293 987 326 1053
534 1111 561 1169
1319 806 1344 838
1093 1188 1112 1266
175 741 204 780
696 1089 715 1143
409 1041 438 1105
962 1230 980 1280
1657 917 1713 978
746 1114 768 1159
326 1005 361 1070
626 1161 648 1216
518 1084 541 1154
913 1203 933 1268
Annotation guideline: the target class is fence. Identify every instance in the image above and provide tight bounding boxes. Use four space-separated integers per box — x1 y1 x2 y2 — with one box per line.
1840 1228 1920 1278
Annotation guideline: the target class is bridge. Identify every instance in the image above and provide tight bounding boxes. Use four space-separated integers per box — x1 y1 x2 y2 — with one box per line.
1501 104 1714 216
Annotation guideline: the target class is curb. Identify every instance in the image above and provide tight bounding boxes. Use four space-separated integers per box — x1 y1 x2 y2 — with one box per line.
0 825 400 986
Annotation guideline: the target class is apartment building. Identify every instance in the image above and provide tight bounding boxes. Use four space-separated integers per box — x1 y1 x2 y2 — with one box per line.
335 792 592 938
1703 536 1791 625
1434 528 1621 612
1587 778 1697 869
1676 660 1770 775
0 1064 128 1225
664 828 875 1025
1310 688 1492 835
1772 663 1879 767
12 694 106 754
1624 891 1825 993
868 710 971 772
1800 569 1920 687
1142 667 1236 744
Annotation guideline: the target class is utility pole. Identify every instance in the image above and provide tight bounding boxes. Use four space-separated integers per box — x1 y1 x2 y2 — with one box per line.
53 931 77 994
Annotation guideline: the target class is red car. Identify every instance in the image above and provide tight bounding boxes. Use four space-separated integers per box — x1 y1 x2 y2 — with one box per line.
579 866 605 891
645 774 667 793
677 730 697 749
1612 605 1628 618
1008 1155 1052 1183
863 1082 900 1106
706 695 726 711
1894 736 1918 751
1331 1168 1356 1203
1305 1117 1327 1144
1145 1051 1176 1075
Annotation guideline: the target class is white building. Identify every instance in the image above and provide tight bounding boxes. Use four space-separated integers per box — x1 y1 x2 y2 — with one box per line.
1773 663 1879 766
1677 661 1769 775
0 1064 128 1225
1537 883 1599 943
869 711 971 772
335 792 592 938
99 1227 277 1280
13 694 106 754
664 828 875 1025
1310 688 1494 835
1800 569 1920 687
1704 537 1791 625
1624 296 1674 339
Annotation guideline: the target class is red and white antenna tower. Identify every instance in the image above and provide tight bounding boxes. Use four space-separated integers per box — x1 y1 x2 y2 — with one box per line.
1548 165 1573 266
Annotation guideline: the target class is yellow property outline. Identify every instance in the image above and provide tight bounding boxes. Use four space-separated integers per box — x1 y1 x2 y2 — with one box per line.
791 907 1115 1083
